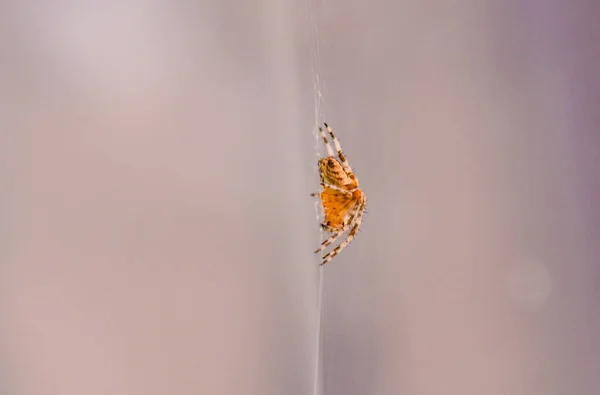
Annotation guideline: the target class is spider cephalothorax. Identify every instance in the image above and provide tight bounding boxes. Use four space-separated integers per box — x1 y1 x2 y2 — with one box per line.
313 123 366 266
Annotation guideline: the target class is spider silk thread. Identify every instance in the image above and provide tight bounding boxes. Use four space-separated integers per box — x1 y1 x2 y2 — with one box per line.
307 0 325 394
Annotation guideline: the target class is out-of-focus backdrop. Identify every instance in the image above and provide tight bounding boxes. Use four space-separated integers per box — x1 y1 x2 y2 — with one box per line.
2 1 599 394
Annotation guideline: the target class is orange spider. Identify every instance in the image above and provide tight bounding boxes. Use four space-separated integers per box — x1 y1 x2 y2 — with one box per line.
312 123 366 266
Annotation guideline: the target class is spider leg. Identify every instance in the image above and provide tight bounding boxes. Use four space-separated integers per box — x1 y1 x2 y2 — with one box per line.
320 204 364 266
320 183 354 193
319 125 336 157
324 123 358 187
314 205 359 253
314 229 345 254
311 184 353 198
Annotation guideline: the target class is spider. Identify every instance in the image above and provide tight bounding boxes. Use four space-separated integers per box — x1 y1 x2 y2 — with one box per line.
312 123 366 266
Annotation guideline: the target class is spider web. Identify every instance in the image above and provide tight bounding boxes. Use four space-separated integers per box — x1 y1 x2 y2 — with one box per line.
306 0 326 394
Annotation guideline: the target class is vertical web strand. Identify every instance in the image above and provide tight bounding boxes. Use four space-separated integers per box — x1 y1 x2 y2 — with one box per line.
307 0 325 394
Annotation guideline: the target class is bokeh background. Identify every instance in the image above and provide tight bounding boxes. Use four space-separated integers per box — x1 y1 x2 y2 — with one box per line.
2 1 600 394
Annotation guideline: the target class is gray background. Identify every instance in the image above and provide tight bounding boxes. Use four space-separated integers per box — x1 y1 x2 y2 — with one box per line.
2 1 600 394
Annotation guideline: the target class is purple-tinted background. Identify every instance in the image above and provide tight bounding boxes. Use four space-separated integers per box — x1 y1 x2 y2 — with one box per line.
1 1 599 394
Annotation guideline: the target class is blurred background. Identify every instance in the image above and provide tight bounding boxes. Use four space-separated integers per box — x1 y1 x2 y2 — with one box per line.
1 1 600 394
